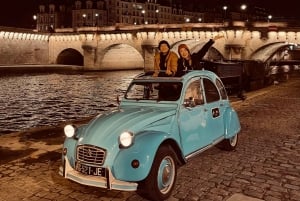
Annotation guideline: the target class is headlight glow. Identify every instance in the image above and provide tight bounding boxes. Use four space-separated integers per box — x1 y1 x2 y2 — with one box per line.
64 124 76 138
119 131 134 148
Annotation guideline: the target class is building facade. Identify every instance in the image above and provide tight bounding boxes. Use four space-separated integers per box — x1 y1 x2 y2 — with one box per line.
35 0 270 32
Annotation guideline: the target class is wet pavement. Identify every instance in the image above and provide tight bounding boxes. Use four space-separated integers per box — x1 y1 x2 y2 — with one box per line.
0 75 299 201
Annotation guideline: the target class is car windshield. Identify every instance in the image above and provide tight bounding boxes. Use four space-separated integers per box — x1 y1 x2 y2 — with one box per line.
125 82 182 101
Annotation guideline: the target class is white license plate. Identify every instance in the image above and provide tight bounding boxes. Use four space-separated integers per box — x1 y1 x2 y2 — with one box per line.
75 162 106 176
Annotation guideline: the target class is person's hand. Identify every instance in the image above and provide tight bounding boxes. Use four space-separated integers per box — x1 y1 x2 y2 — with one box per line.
213 34 224 41
165 69 172 76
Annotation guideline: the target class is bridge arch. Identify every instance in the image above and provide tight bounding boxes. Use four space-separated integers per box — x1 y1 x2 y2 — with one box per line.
96 43 144 70
47 25 300 71
250 42 297 63
56 48 83 66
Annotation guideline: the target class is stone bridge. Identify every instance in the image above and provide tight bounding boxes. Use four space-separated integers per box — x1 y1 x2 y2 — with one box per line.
1 21 300 71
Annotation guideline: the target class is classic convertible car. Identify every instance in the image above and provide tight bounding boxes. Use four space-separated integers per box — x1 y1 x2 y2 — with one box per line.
59 70 241 201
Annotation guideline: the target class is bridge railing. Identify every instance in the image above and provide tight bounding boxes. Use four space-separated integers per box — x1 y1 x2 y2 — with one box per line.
53 21 292 34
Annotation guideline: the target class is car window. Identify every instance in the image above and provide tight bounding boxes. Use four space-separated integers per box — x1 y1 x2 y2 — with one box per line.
125 82 182 101
203 78 220 103
184 79 204 106
216 78 227 100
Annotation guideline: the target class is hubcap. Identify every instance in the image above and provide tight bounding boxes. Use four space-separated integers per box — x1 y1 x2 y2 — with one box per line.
157 156 175 194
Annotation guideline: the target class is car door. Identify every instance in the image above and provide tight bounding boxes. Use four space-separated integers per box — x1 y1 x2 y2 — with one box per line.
178 78 224 156
179 77 209 156
202 77 225 142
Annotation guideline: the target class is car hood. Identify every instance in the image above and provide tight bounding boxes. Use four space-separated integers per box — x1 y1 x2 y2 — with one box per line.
77 106 177 149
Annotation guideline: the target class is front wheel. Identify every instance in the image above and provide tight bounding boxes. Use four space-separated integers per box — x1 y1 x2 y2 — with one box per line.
138 145 177 201
217 134 238 151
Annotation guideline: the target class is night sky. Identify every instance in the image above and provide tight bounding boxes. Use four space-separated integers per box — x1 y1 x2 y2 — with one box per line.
183 0 300 19
0 0 299 29
0 0 40 29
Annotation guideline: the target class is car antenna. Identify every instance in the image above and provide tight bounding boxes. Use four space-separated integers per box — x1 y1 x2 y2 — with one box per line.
117 95 120 110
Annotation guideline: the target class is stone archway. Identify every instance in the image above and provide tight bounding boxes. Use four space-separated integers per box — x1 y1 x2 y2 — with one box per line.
56 48 83 66
96 43 144 70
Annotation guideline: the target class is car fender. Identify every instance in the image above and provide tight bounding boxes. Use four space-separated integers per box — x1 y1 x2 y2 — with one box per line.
223 107 241 138
112 130 173 182
62 138 78 167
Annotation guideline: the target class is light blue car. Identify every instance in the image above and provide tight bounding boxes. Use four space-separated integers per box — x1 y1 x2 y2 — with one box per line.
59 70 241 201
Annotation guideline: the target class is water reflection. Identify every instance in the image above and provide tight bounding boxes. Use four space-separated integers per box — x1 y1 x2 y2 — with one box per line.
0 70 142 135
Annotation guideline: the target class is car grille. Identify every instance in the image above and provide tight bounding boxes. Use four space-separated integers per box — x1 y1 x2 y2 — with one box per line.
76 144 106 166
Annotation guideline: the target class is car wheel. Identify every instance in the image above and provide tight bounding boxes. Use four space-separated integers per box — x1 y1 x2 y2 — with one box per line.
217 134 238 151
138 145 177 201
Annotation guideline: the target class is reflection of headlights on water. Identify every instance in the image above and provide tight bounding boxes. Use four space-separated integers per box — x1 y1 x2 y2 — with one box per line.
119 131 134 148
64 125 76 138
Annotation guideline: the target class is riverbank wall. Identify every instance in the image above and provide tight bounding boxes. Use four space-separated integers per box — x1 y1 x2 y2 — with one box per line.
0 64 84 75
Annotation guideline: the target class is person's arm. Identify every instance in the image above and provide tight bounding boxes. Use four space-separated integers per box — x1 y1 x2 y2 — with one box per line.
153 53 160 77
194 34 224 60
194 39 214 59
166 52 178 76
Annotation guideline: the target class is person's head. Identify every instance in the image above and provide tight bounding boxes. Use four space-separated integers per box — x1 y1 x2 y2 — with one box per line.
178 44 191 59
158 40 170 55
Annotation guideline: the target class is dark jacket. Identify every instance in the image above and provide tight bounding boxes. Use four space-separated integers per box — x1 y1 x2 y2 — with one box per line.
176 39 214 77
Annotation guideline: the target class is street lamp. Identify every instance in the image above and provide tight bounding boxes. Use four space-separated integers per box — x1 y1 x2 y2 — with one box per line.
141 9 146 24
95 13 99 26
32 15 37 30
222 5 228 21
82 13 87 26
268 15 272 23
155 9 159 24
240 4 247 11
240 4 247 22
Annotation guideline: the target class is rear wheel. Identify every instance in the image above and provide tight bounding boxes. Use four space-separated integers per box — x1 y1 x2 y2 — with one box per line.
138 145 177 201
217 134 238 151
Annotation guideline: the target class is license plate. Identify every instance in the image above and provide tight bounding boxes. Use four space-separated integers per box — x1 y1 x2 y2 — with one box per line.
75 162 106 177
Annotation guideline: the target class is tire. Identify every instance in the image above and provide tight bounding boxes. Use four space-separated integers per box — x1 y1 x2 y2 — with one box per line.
217 134 238 151
138 145 177 201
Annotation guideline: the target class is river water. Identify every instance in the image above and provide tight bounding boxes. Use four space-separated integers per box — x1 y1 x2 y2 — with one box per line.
0 70 143 135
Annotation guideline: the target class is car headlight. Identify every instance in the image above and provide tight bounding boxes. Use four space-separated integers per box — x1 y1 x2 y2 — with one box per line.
64 124 76 138
119 131 134 148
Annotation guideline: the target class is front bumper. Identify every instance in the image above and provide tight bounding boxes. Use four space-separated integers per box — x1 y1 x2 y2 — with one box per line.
59 156 138 191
